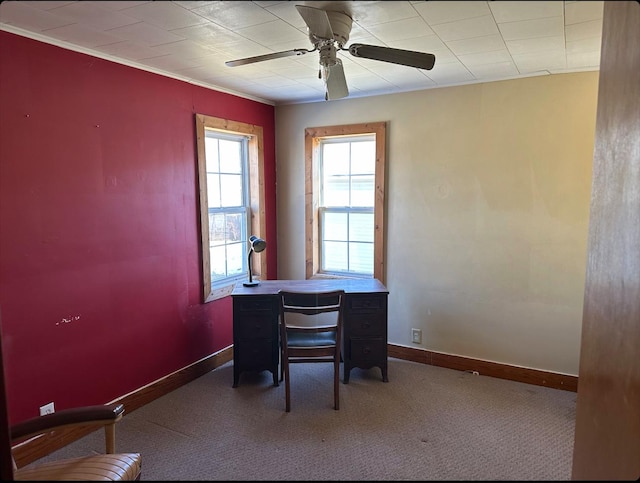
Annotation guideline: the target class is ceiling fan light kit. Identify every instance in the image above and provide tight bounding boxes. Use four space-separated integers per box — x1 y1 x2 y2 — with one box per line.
225 4 436 102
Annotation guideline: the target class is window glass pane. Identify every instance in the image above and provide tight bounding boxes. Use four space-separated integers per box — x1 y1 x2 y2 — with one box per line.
323 211 348 240
205 136 219 172
350 140 375 174
210 245 227 282
220 173 242 207
350 175 375 207
225 212 244 243
349 242 373 273
323 175 350 206
207 173 220 208
349 213 374 242
219 139 242 173
226 241 244 276
209 213 225 246
322 143 350 175
323 241 348 272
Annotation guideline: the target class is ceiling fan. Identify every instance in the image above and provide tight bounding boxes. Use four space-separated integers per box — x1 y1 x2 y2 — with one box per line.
225 4 436 101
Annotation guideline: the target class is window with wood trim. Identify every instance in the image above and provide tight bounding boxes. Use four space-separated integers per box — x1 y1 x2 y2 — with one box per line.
195 114 266 303
305 122 386 283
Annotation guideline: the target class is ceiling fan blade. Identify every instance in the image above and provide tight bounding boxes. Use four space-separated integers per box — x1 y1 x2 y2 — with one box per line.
324 60 348 101
348 43 436 70
296 4 334 40
226 48 311 67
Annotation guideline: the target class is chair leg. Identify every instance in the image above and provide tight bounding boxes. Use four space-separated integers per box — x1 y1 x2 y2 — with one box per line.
283 358 291 412
334 357 340 410
105 424 116 453
280 348 284 382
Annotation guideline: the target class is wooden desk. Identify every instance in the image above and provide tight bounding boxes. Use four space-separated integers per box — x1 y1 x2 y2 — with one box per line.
231 278 389 388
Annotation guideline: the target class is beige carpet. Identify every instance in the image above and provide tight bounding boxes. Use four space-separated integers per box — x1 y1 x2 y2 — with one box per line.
32 358 577 480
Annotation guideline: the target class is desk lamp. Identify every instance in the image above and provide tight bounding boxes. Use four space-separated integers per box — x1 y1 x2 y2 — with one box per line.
243 235 266 287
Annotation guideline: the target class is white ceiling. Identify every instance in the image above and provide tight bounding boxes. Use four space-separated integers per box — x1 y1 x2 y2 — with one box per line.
0 1 604 105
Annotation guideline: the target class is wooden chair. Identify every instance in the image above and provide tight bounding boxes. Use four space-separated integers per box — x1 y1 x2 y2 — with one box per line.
1 323 141 480
278 289 345 412
9 404 142 481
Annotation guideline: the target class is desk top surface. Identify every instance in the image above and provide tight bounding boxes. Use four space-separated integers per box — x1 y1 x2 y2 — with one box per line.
231 278 388 296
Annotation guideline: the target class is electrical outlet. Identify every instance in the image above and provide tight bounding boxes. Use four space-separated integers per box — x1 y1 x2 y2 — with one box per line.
411 328 422 344
40 402 55 416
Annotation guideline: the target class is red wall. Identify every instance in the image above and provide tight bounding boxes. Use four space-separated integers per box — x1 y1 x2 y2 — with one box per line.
0 31 277 423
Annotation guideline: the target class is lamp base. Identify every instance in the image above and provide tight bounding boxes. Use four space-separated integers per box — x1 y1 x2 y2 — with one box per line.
243 280 260 287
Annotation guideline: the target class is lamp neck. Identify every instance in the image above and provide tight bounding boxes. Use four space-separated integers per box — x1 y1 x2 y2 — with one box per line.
247 249 254 283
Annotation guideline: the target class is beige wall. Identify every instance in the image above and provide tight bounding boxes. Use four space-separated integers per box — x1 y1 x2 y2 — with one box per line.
275 71 599 376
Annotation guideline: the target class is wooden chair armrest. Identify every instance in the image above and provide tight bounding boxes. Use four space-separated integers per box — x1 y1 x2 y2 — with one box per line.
11 403 124 443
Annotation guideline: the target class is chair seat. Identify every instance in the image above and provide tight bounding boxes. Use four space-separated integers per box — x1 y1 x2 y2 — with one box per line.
287 331 336 348
15 453 142 481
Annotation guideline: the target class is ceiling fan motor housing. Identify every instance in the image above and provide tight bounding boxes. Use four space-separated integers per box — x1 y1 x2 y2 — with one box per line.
319 42 338 67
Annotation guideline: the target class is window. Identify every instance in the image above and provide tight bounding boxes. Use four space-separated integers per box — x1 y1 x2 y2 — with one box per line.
195 114 266 303
305 122 386 282
320 136 375 275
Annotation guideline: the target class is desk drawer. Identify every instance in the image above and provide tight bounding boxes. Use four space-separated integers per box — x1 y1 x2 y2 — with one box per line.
236 339 273 367
349 337 386 366
348 314 385 337
235 296 275 312
235 315 275 339
347 294 387 314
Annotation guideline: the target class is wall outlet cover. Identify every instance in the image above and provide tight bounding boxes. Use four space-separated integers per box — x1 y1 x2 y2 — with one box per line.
39 402 55 416
411 328 422 344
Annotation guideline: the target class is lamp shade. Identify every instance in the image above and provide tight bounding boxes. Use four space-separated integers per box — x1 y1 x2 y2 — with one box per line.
249 235 266 253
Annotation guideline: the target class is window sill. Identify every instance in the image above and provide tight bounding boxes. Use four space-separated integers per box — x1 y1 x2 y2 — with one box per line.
205 277 245 303
310 273 373 281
